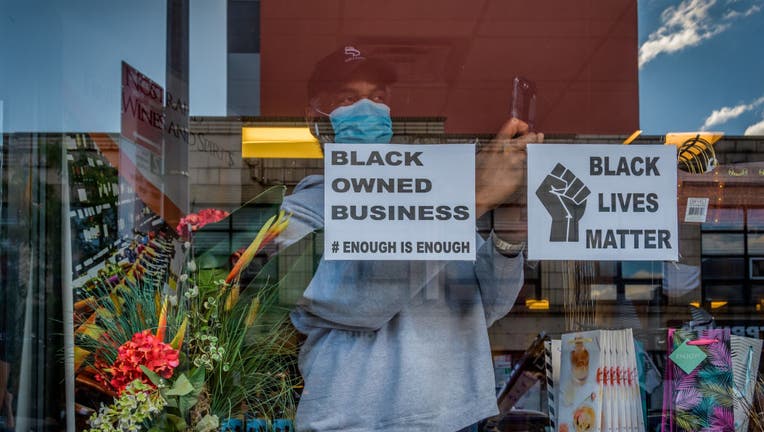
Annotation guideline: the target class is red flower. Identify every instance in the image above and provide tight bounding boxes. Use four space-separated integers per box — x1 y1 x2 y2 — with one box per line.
176 209 229 238
99 330 180 394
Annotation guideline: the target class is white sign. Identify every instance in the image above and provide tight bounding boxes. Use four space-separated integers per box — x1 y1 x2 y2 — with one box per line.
324 143 475 260
527 144 678 261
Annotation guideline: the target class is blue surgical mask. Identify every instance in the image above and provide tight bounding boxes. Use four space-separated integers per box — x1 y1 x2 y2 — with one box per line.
329 98 393 144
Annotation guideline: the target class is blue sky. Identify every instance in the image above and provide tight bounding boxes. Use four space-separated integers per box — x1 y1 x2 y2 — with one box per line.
0 0 225 133
638 0 764 135
1 0 762 136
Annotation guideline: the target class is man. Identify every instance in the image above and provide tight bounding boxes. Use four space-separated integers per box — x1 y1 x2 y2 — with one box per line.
280 45 542 431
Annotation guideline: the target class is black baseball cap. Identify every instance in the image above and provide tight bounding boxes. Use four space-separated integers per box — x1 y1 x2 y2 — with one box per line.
308 45 398 101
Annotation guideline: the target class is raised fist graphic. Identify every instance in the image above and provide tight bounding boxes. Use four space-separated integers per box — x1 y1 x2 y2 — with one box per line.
535 163 591 242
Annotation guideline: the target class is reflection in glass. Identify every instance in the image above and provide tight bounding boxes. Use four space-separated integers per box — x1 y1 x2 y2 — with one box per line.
701 258 745 280
663 262 701 300
705 284 745 304
752 284 764 303
751 259 764 280
748 234 764 254
596 261 618 278
590 284 617 301
622 261 662 279
625 284 659 301
701 208 744 231
748 209 764 230
701 233 744 255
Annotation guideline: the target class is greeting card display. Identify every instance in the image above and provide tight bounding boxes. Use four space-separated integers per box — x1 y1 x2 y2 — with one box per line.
555 329 644 432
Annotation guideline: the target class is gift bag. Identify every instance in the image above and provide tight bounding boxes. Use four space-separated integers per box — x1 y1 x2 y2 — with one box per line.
662 328 734 432
731 335 762 432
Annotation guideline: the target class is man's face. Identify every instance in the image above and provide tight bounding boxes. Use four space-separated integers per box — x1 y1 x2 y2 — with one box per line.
314 80 391 116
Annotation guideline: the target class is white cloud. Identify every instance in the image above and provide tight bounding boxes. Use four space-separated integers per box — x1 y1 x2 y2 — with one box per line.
744 118 764 135
701 96 764 129
724 4 760 18
639 0 762 68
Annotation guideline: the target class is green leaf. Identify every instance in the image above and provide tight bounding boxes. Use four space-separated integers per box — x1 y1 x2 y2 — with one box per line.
187 367 206 390
675 409 703 431
178 393 200 418
166 413 188 431
140 365 164 386
166 374 194 396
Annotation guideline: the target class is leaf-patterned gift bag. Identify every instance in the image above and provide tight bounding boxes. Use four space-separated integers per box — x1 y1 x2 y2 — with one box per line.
661 328 734 432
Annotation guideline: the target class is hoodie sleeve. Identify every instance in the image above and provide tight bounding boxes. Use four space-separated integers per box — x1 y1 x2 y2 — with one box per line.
474 233 525 327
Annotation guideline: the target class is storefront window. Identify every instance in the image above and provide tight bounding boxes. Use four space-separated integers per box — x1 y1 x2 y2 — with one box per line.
2 1 764 431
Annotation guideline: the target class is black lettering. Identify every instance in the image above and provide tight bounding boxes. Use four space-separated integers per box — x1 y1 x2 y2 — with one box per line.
646 157 660 176
377 178 394 193
332 151 348 165
617 193 632 211
332 205 347 220
350 206 367 220
617 157 630 175
616 229 630 248
598 193 610 212
436 206 452 220
590 157 603 175
630 230 642 248
385 151 402 166
633 193 645 212
658 230 671 249
630 157 644 176
418 206 434 220
352 178 375 193
398 206 415 220
370 206 386 220
398 179 413 193
332 178 350 193
586 230 602 248
405 151 424 166
453 206 470 220
603 231 617 248
415 178 432 193
644 230 656 248
367 151 384 165
646 193 659 212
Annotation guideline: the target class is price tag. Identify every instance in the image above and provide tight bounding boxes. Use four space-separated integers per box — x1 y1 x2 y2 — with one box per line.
669 341 706 374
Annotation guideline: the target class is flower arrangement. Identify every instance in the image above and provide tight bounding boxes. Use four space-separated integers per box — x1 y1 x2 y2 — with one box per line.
74 191 306 431
175 209 230 239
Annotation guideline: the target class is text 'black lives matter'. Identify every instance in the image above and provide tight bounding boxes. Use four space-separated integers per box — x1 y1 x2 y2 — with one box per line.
585 155 671 250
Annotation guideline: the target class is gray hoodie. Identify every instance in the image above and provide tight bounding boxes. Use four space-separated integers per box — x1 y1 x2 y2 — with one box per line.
281 175 524 432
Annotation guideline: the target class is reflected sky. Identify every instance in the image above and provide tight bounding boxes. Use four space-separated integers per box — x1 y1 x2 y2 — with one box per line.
0 0 225 132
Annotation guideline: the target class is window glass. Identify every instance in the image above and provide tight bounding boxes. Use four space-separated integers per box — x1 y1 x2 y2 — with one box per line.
748 208 764 231
701 208 744 231
625 284 659 301
591 284 618 301
701 258 746 280
751 258 764 280
2 1 764 431
702 233 745 255
622 261 662 279
704 284 745 305
748 233 764 254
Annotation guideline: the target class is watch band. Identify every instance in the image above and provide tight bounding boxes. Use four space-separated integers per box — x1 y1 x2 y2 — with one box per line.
492 233 526 257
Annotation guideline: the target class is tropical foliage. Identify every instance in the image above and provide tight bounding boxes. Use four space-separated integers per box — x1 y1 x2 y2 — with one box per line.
73 187 307 431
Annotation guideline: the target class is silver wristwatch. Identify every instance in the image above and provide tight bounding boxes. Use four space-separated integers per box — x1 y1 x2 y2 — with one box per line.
492 233 526 257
